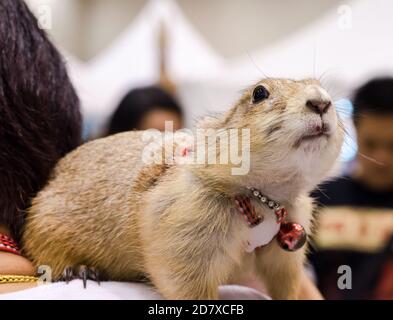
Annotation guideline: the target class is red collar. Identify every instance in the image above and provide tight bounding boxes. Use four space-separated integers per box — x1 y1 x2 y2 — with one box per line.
234 187 307 252
234 187 288 226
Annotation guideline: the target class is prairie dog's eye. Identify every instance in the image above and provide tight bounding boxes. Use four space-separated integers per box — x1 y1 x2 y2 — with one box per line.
252 85 269 103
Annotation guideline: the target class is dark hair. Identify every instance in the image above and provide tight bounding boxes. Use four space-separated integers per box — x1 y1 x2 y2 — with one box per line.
0 0 82 241
107 86 183 135
352 77 393 124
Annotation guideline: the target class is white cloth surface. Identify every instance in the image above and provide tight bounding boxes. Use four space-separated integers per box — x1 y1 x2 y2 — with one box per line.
0 280 270 300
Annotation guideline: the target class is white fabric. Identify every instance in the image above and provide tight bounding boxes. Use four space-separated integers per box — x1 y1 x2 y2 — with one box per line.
0 281 270 300
59 0 393 122
245 213 280 253
61 0 224 134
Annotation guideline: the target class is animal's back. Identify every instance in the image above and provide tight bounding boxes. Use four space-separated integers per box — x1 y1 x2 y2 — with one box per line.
22 131 158 280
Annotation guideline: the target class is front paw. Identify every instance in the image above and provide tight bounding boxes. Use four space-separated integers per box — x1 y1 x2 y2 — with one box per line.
59 265 102 288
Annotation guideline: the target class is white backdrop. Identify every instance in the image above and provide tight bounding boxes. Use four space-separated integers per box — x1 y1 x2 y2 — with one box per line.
25 0 393 160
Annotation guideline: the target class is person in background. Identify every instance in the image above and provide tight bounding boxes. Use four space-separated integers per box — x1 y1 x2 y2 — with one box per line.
309 77 393 299
106 86 183 135
0 0 81 293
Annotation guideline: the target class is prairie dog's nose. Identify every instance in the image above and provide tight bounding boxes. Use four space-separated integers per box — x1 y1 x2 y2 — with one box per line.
305 85 332 115
306 99 331 115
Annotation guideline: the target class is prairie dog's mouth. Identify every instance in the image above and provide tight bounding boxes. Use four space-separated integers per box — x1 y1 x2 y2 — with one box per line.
301 131 329 141
295 122 331 146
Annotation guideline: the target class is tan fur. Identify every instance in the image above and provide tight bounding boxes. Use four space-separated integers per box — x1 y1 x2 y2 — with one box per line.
22 78 344 299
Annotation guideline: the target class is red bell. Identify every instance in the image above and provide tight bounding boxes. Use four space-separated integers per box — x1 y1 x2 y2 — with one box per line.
276 222 307 251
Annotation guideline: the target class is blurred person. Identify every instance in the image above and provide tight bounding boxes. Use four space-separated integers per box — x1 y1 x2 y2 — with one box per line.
106 86 183 135
309 77 393 299
0 0 81 293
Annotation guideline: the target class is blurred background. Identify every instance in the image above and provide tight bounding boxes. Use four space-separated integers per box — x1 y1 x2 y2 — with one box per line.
24 0 393 162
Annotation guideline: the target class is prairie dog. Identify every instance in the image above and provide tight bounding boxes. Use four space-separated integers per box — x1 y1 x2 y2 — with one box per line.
22 78 344 299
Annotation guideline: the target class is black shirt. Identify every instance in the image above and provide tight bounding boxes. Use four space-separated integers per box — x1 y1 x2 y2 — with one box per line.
309 176 393 299
313 176 393 208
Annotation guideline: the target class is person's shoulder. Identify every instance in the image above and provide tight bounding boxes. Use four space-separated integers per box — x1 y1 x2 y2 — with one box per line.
310 175 355 206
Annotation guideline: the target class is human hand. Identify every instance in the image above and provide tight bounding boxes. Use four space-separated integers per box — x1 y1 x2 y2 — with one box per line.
0 225 38 294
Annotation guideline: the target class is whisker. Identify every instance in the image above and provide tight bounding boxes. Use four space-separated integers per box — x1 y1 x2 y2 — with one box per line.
358 152 384 166
337 126 384 167
245 51 270 79
313 40 317 79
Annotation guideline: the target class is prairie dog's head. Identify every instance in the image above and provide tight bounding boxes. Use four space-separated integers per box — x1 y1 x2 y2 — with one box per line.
209 78 344 193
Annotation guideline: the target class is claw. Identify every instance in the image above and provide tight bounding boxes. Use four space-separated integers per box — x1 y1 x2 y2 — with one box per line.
61 265 102 288
89 267 100 286
78 265 88 289
63 266 74 284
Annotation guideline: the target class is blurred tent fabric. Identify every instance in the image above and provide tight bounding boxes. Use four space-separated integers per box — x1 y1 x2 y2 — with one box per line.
63 0 225 133
25 0 393 152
